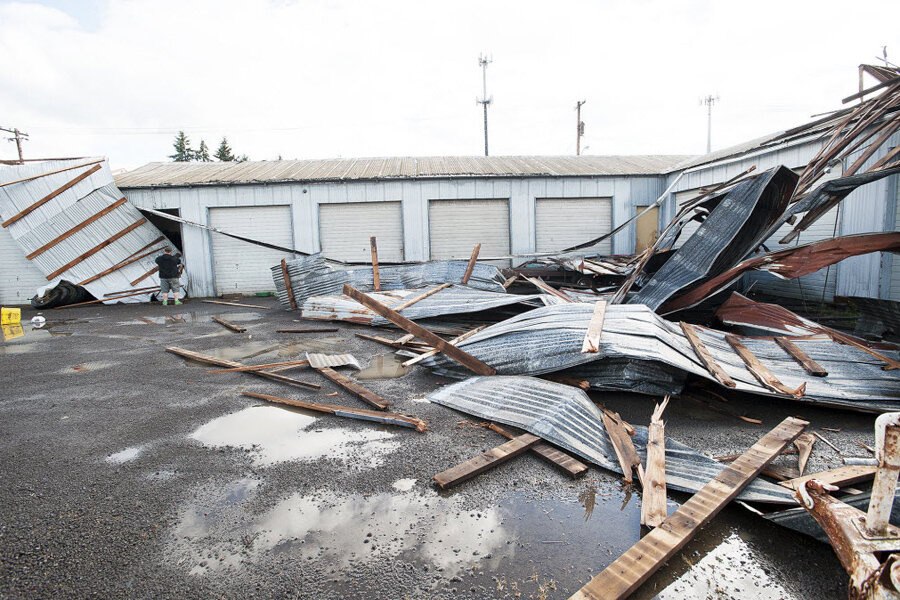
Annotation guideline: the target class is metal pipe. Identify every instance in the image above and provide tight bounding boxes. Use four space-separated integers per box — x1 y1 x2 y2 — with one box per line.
867 412 900 534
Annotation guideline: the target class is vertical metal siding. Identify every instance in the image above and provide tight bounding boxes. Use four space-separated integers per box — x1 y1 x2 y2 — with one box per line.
0 225 49 304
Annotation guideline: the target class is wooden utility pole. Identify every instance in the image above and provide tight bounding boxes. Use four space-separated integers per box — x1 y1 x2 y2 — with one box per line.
0 126 28 162
575 100 586 155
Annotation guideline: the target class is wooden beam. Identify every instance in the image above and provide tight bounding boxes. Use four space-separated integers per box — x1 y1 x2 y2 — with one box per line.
211 316 246 333
201 300 272 310
314 366 391 410
433 433 541 489
641 397 669 528
129 265 159 286
390 283 451 312
207 359 310 374
778 464 877 491
277 328 339 334
502 274 518 288
485 422 588 478
600 409 641 484
281 258 297 309
726 334 806 398
0 158 105 189
794 432 816 475
343 284 496 375
775 337 828 376
569 417 808 600
2 163 103 227
45 218 147 280
402 324 488 367
370 236 380 291
26 197 127 259
77 244 167 286
243 392 426 432
828 329 900 371
103 285 159 296
165 346 320 390
114 236 165 265
523 275 574 302
581 301 607 353
461 243 481 284
53 287 160 309
680 322 736 388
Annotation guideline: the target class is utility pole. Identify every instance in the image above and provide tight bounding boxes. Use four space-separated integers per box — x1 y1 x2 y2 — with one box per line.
575 100 586 155
0 126 29 162
700 94 719 154
477 54 493 156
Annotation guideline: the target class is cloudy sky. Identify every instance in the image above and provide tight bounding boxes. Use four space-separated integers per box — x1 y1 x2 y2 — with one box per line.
1 0 898 170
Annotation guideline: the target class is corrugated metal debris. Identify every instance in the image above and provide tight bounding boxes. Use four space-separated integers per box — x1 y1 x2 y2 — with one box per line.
0 158 177 304
305 352 362 370
426 375 794 502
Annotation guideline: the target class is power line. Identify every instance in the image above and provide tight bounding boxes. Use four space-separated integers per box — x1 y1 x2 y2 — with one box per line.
477 53 493 156
0 125 29 161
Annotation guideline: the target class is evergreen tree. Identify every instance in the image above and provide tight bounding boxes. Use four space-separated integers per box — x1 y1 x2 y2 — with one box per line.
196 139 211 162
236 154 250 163
215 137 236 162
169 131 194 162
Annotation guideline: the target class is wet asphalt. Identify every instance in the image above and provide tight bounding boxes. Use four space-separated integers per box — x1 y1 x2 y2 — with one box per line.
0 297 873 599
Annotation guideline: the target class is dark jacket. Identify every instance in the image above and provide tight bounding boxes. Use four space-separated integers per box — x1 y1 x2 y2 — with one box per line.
155 253 181 279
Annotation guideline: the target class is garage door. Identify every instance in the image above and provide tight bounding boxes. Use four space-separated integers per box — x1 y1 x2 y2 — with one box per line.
429 199 509 261
0 226 48 304
319 202 403 262
209 206 293 295
535 197 612 254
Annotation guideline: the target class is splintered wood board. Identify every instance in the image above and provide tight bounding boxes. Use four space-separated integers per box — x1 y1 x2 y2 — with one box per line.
433 433 540 489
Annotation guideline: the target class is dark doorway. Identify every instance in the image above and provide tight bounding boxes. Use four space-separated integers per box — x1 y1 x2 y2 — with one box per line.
140 208 183 253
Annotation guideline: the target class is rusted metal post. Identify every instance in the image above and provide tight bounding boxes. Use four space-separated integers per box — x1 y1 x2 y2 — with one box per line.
868 413 900 535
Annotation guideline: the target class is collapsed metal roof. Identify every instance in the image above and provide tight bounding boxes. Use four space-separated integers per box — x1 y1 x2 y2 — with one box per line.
426 376 795 503
114 155 694 188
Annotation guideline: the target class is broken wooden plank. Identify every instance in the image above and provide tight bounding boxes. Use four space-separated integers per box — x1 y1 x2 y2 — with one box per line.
461 243 481 284
569 417 808 600
165 346 320 390
641 397 669 528
53 287 161 308
390 283 452 312
26 197 128 259
775 337 828 376
794 432 816 475
243 392 426 432
45 218 147 280
277 328 339 334
0 158 105 190
201 300 271 310
342 284 496 376
680 322 736 388
2 163 103 227
115 236 166 265
581 301 607 354
314 366 391 410
778 464 877 491
370 236 381 291
280 258 297 309
502 274 518 289
206 359 310 374
354 332 429 350
812 430 842 454
211 316 247 333
433 433 541 489
485 422 588 478
77 244 168 286
829 329 900 371
600 409 641 484
726 334 806 398
523 275 574 302
401 324 488 367
129 265 159 286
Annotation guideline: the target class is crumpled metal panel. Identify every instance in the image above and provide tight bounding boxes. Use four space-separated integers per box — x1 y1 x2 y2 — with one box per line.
427 375 795 503
421 303 900 412
270 253 507 309
305 352 361 370
630 166 798 310
301 285 544 325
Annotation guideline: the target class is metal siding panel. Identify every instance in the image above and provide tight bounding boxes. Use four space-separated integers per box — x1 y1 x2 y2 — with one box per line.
535 197 613 254
0 225 49 304
318 201 403 262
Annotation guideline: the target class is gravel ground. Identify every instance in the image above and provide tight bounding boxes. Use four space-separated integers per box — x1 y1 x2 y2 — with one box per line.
0 297 874 599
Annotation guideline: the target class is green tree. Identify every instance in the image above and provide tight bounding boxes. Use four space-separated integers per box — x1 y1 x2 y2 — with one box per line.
215 137 236 162
169 131 194 162
196 139 211 162
236 154 250 163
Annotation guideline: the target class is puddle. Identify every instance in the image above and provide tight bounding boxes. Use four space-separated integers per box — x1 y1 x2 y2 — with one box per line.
172 483 507 577
106 445 144 464
186 339 345 366
391 478 417 492
190 406 398 467
354 354 410 380
119 311 266 327
0 322 74 352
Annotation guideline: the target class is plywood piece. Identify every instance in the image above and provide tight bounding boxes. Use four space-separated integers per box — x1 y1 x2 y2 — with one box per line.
486 422 588 478
570 417 808 600
680 322 736 388
433 433 540 489
641 397 669 528
726 334 806 398
343 284 496 376
243 392 426 432
777 464 877 491
634 205 659 253
775 337 828 376
581 301 607 353
315 366 391 410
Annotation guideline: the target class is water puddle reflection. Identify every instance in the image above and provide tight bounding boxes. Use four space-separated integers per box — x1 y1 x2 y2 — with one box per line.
190 406 398 467
106 445 144 463
0 321 74 352
354 354 410 380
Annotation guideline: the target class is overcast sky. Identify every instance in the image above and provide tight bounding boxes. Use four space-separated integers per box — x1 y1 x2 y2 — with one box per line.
1 0 899 170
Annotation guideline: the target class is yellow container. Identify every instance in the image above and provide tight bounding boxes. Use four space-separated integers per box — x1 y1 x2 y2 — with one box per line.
1 307 21 325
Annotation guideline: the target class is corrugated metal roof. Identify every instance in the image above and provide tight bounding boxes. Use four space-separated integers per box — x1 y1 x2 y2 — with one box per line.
115 155 694 188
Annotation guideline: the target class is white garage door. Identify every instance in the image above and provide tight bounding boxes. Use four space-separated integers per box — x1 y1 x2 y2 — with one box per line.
319 202 403 262
535 197 612 254
209 206 293 295
429 199 509 261
0 226 48 305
